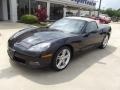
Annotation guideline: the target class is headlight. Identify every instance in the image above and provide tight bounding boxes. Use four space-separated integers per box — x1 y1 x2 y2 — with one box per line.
28 43 51 52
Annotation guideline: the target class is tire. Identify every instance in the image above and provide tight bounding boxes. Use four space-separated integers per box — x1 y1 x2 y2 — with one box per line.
99 35 109 49
51 46 72 71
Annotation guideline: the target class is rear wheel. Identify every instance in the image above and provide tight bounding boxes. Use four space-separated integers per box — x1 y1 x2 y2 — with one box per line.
52 47 72 71
99 35 109 49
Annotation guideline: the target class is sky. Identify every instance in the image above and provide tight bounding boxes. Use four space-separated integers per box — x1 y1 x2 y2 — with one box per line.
96 0 120 10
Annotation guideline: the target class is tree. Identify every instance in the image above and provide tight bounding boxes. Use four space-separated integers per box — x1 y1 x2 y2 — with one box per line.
104 8 115 17
116 9 120 17
99 8 120 21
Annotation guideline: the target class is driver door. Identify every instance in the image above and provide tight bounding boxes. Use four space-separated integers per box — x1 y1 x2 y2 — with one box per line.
81 21 100 48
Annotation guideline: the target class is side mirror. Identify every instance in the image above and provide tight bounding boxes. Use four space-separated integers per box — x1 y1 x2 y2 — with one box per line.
91 30 98 33
83 30 97 37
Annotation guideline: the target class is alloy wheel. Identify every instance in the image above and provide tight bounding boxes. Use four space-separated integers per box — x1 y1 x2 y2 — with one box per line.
103 35 109 48
56 49 71 70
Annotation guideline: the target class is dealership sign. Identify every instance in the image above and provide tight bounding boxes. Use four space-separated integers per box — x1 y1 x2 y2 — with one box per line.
71 0 96 6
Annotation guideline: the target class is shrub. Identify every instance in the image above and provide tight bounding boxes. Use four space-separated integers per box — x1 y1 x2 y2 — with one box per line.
20 15 38 24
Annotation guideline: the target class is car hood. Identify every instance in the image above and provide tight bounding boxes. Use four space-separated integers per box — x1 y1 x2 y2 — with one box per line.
13 28 73 49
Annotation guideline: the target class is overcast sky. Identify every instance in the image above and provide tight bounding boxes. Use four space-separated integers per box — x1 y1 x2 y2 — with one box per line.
96 0 120 9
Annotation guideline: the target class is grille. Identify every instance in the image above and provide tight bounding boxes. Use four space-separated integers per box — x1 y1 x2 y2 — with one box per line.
14 57 26 64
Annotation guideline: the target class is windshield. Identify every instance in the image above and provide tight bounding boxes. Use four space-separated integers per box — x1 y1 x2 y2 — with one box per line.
49 18 86 34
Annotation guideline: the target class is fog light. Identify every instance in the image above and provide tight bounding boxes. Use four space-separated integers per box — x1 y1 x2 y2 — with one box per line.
29 61 40 66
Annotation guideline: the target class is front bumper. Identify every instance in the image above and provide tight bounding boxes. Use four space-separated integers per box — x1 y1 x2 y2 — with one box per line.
7 48 52 68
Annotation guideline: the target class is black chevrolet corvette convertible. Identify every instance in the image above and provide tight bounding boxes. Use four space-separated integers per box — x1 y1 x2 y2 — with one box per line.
8 17 111 71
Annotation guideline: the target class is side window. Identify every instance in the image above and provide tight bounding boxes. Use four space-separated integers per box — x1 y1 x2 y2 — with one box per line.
86 22 98 33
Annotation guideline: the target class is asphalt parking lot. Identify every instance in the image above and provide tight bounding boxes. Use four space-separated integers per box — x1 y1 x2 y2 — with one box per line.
0 22 120 90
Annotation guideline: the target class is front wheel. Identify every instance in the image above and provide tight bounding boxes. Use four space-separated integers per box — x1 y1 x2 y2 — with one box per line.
52 47 72 71
99 35 109 49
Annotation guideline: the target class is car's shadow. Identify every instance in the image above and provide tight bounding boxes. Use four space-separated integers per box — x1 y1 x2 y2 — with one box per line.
0 45 117 85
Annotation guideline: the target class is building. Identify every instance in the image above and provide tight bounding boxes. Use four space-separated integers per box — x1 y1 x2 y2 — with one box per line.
0 0 96 22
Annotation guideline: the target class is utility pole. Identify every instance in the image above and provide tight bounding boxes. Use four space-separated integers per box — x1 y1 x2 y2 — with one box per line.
28 0 31 14
98 0 102 17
